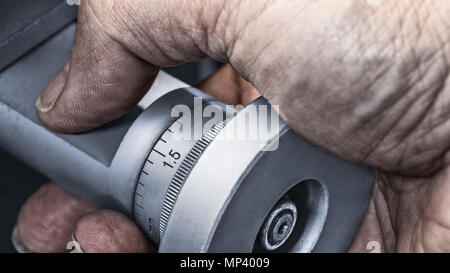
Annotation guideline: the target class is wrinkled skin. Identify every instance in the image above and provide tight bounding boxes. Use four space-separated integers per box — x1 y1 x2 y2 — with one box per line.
17 0 450 252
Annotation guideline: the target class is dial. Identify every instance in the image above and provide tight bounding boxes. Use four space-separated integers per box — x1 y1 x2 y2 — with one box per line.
133 108 228 247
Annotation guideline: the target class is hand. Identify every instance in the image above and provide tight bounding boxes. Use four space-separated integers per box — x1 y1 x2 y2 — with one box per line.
23 0 450 252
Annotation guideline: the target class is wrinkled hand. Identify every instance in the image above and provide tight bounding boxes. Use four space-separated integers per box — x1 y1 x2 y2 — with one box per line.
19 0 450 252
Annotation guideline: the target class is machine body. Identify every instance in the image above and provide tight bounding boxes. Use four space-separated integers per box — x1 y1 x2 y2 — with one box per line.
0 22 374 252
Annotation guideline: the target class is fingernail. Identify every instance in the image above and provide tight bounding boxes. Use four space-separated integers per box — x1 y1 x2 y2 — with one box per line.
66 232 84 253
11 225 31 253
35 95 57 113
35 61 70 113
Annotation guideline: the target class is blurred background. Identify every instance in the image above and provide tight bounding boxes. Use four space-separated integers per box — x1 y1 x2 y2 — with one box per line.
0 0 221 252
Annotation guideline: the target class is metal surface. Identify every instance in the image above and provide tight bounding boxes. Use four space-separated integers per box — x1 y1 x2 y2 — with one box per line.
159 99 373 253
158 120 228 240
132 91 231 246
0 22 375 252
0 0 77 71
257 196 298 251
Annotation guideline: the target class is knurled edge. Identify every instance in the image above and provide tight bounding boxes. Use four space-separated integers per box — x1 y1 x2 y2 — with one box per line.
159 120 227 239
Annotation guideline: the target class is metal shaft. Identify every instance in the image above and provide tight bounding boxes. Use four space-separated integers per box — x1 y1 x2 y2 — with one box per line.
0 24 189 215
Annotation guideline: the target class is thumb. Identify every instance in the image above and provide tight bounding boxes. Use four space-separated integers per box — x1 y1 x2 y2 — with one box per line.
72 210 153 253
36 2 159 133
35 0 235 133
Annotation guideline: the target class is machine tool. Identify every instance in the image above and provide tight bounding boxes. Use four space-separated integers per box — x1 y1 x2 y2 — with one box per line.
0 0 373 252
